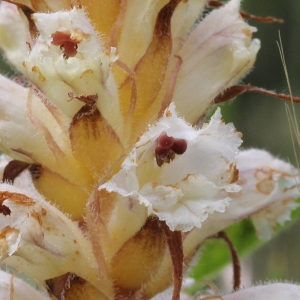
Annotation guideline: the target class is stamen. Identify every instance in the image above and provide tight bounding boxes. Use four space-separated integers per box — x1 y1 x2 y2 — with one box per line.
157 132 175 149
29 164 42 180
155 147 171 159
155 133 187 166
51 31 79 58
172 139 187 155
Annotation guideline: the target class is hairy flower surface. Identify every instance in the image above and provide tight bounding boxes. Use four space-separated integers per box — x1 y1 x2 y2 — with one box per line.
0 0 298 299
169 283 300 300
223 283 300 300
100 105 242 232
184 149 299 248
235 149 299 240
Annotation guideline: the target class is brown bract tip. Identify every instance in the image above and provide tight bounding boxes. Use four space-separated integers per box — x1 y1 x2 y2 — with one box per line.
3 160 30 183
208 0 284 24
214 85 300 104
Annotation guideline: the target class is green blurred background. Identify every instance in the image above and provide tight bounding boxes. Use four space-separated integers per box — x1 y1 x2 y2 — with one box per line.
1 0 300 293
219 0 300 291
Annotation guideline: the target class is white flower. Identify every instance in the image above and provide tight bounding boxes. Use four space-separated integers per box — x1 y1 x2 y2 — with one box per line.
173 0 260 123
164 283 300 300
184 149 300 254
0 180 113 299
235 149 299 240
223 283 300 300
100 104 242 232
25 8 119 125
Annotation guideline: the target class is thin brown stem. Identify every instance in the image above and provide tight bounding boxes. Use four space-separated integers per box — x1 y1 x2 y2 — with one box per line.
216 231 241 291
162 222 183 300
208 0 283 23
214 85 300 105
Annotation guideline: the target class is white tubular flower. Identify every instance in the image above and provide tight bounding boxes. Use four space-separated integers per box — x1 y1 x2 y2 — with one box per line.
223 283 300 300
169 283 300 300
0 74 71 165
171 0 207 50
0 268 51 300
235 149 299 240
184 149 299 256
0 182 113 299
24 8 120 124
100 104 242 232
173 0 260 124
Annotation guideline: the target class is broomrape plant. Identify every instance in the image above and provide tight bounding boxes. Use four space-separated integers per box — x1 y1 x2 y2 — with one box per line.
0 0 299 299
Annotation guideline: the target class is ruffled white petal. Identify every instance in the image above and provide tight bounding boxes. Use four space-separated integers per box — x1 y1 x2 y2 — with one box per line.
100 104 242 232
140 174 232 232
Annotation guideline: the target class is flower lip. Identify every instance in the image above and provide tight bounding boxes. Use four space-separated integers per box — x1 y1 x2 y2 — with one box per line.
100 104 242 232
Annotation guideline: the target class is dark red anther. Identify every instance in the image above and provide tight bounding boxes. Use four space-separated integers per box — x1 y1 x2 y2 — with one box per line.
51 31 78 58
172 139 187 155
157 132 174 149
155 132 188 167
155 146 170 159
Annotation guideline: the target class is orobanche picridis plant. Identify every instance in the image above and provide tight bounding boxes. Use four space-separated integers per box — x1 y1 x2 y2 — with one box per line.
0 0 299 299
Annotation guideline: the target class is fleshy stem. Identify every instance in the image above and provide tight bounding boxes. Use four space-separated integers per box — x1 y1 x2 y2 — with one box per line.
162 222 183 300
